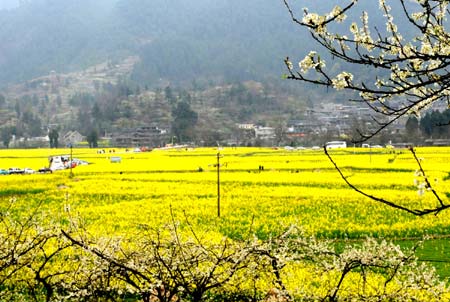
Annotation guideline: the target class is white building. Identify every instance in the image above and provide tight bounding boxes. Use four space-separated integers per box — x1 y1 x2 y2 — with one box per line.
255 126 275 140
237 123 255 130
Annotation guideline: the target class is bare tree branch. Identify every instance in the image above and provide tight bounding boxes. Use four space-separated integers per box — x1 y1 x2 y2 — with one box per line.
324 146 449 216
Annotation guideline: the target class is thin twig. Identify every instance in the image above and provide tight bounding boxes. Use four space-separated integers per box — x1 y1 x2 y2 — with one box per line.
324 146 449 216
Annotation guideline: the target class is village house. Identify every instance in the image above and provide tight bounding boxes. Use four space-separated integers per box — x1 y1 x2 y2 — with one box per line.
254 126 275 140
112 126 169 147
62 131 84 146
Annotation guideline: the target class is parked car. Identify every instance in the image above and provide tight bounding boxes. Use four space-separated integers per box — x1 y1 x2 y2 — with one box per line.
38 167 52 174
24 168 35 174
8 167 24 174
0 169 9 175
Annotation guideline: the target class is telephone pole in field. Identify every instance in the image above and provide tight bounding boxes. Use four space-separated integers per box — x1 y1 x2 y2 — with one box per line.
217 150 221 218
69 143 73 178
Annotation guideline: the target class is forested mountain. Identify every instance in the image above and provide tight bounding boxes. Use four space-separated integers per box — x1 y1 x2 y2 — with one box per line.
121 0 305 86
0 0 422 146
0 0 413 88
0 0 305 87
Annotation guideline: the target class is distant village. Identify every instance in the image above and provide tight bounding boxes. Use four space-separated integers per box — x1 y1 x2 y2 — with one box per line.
7 101 450 149
2 53 449 150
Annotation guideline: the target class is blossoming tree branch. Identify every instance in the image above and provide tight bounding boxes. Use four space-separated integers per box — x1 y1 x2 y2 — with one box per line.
283 0 450 215
283 0 450 141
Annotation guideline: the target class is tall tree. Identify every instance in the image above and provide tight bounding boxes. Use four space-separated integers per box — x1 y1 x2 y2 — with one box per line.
165 86 176 105
48 129 59 148
86 129 99 148
0 127 13 148
420 109 450 139
171 101 198 143
405 115 419 143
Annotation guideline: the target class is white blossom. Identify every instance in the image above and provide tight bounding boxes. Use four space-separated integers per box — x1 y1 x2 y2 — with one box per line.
332 72 353 90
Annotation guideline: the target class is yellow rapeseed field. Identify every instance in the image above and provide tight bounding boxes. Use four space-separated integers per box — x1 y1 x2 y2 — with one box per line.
1 146 449 300
0 146 449 239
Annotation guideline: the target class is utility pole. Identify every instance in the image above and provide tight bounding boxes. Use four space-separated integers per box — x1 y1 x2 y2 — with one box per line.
217 150 221 218
69 143 73 178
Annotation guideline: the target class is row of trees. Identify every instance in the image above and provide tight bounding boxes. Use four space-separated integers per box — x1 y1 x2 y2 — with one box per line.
405 111 450 143
416 110 450 140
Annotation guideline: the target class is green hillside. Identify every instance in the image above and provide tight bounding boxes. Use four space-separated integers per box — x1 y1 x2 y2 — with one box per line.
0 0 417 146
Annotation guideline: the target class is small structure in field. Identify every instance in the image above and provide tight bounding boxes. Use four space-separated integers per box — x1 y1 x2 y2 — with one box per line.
110 156 122 163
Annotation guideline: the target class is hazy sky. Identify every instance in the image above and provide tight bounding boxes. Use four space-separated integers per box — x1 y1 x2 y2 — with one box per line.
0 0 20 10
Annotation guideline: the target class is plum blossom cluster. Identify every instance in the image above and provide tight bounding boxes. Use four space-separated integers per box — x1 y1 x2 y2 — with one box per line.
297 51 325 73
332 71 353 90
414 169 428 196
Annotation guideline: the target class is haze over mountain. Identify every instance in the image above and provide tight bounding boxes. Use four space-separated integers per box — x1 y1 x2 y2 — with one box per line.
0 0 308 88
0 0 410 89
